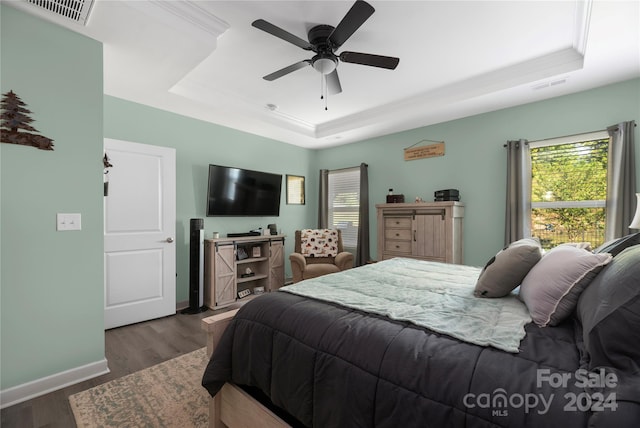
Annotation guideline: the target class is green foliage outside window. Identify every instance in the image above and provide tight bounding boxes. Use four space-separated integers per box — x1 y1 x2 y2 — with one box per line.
531 139 608 249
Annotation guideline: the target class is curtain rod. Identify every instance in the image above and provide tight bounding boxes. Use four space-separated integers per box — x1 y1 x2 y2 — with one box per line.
328 164 367 173
503 122 637 147
534 128 607 143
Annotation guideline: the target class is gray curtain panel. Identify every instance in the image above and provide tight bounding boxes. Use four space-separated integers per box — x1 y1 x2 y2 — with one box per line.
504 139 531 245
605 121 637 240
356 163 370 266
317 169 329 229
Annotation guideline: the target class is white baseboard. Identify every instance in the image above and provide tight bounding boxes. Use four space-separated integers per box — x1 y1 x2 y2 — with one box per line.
0 358 110 409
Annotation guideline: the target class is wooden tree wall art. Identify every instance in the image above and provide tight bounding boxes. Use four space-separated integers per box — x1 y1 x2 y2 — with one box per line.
1 90 54 150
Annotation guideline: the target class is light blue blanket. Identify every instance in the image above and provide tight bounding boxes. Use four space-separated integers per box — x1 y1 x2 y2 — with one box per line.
280 257 531 353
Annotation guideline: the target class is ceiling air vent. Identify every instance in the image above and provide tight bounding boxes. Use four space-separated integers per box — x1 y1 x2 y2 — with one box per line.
24 0 95 25
532 77 568 91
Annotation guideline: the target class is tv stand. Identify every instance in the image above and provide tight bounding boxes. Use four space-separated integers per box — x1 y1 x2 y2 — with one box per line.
204 234 285 309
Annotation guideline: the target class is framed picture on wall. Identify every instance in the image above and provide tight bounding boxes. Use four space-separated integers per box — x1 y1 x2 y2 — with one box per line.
286 175 305 205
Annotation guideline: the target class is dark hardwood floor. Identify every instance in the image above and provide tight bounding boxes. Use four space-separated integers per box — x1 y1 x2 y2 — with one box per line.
1 308 216 428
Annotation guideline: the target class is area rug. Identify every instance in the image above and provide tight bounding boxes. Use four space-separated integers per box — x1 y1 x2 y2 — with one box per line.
69 348 209 427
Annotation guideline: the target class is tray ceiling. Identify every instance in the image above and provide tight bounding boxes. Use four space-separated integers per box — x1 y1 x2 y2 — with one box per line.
10 0 640 148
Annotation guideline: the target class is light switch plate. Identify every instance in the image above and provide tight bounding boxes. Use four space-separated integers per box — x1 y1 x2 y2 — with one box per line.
57 213 82 231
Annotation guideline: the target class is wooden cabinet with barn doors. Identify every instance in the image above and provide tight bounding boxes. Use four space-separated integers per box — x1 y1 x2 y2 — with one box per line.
376 202 464 264
204 235 285 309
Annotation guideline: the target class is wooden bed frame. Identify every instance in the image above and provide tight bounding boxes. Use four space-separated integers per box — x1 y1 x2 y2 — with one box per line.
201 309 291 428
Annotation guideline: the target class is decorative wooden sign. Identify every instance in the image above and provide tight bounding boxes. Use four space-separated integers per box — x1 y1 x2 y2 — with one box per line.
404 141 444 161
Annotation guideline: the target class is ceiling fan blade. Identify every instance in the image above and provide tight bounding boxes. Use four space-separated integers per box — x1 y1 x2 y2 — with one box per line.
329 0 375 48
252 19 313 50
339 51 399 70
327 69 342 95
263 60 311 81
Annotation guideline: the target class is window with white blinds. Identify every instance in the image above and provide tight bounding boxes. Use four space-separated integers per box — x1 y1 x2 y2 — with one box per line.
529 131 609 248
286 175 305 204
328 167 360 249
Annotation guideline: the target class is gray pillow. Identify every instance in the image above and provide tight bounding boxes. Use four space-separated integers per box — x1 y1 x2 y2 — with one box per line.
593 232 640 257
474 238 542 298
577 244 640 372
520 245 612 327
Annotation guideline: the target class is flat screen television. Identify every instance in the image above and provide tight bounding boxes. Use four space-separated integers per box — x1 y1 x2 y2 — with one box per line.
206 164 282 216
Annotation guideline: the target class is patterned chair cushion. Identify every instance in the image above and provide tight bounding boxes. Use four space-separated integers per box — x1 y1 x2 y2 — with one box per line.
300 229 339 257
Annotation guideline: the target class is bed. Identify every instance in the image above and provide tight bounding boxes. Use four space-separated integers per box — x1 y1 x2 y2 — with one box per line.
201 239 640 428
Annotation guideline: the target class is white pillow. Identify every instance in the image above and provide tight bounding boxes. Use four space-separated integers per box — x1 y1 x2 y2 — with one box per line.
519 245 612 327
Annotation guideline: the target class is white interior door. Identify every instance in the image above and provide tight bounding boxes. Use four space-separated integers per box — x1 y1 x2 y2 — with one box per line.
104 138 176 329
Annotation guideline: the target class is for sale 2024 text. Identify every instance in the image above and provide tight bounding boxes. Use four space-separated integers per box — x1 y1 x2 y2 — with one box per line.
462 368 618 416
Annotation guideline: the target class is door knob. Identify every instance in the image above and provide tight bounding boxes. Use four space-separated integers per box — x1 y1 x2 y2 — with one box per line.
166 237 174 243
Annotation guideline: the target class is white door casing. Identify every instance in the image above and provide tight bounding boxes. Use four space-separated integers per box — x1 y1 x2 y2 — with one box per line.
104 138 176 329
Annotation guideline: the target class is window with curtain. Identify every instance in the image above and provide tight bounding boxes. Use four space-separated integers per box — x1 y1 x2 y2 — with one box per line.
327 167 360 250
530 131 609 249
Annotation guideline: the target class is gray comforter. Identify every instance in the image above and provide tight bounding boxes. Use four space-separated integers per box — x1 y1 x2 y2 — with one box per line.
202 290 613 427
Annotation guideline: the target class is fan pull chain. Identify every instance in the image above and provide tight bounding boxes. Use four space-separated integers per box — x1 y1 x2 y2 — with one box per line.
321 74 328 111
326 75 328 111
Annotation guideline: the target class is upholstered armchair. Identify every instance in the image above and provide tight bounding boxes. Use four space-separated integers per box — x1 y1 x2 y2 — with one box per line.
289 229 354 283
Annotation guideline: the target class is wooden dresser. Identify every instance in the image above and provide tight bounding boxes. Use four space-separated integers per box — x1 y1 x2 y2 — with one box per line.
376 202 464 264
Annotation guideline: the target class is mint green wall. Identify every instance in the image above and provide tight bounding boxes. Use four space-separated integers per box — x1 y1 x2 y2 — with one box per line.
317 79 640 267
1 0 638 398
103 97 316 301
1 5 104 389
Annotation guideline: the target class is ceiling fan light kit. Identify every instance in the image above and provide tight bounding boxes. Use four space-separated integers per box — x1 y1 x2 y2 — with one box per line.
252 0 399 108
312 55 337 75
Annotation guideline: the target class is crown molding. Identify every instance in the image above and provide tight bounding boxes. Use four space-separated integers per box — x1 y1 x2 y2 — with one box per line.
573 0 593 55
317 48 586 139
127 0 229 43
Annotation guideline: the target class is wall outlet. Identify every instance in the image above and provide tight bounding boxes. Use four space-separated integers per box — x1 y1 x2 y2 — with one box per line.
57 213 82 231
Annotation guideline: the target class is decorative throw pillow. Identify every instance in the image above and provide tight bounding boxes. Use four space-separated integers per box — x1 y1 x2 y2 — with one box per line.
519 245 612 327
474 238 542 298
559 242 593 251
300 229 339 257
577 245 640 372
592 232 640 257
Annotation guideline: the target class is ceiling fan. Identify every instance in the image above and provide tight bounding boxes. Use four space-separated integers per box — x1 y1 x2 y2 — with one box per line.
252 0 399 105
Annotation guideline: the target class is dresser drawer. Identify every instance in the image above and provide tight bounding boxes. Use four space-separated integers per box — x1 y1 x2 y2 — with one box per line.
384 217 412 229
385 240 412 254
385 228 412 241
